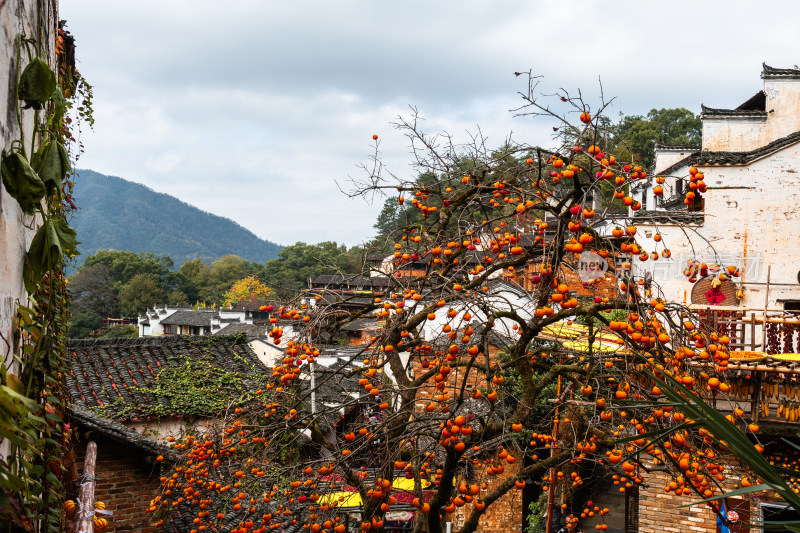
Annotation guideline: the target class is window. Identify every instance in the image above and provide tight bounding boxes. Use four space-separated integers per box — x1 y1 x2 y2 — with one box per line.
624 485 639 532
163 325 172 335
761 502 800 533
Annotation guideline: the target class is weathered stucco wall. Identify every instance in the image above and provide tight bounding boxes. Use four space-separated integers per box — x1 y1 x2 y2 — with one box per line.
703 78 800 152
641 68 800 309
702 116 768 152
1 0 59 462
637 142 800 308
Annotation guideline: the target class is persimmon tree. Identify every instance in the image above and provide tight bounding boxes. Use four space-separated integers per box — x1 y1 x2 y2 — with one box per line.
149 80 799 533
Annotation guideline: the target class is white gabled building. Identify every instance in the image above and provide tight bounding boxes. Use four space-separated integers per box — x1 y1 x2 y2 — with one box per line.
138 305 254 336
633 64 800 310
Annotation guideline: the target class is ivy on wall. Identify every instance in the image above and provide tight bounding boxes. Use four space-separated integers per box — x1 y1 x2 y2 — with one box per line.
0 24 93 532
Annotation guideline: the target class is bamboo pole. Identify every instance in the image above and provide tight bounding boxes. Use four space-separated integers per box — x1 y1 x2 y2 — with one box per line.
545 372 563 533
761 266 771 352
75 441 97 533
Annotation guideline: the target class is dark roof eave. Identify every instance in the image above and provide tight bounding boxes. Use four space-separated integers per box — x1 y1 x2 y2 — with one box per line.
700 104 767 118
69 405 177 459
657 130 800 175
762 63 800 79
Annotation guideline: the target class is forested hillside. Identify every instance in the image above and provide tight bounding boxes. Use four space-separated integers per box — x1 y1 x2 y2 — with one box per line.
70 169 282 267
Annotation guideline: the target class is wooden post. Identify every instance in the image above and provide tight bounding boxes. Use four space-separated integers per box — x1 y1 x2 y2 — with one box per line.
750 370 762 423
761 266 771 352
545 372 563 533
75 441 97 533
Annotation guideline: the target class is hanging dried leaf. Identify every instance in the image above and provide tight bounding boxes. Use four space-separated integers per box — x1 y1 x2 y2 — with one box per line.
18 57 56 110
1 151 46 214
26 218 78 290
32 140 69 195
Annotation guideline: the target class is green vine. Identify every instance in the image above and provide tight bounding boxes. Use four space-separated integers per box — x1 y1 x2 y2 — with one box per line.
93 356 261 421
0 23 92 533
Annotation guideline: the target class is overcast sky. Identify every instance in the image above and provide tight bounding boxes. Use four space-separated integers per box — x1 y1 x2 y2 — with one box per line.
60 0 800 248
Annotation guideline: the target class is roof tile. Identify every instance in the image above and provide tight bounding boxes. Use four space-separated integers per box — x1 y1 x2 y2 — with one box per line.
66 336 264 420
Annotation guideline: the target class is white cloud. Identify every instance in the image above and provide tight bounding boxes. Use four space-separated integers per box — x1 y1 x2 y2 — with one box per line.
61 0 800 247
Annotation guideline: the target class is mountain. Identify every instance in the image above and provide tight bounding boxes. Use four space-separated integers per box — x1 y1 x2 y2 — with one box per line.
69 169 282 268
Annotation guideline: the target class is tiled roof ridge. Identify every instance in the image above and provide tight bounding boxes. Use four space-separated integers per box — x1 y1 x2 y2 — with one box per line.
700 104 767 117
654 142 700 151
762 63 800 78
692 129 800 166
68 335 242 347
657 129 800 175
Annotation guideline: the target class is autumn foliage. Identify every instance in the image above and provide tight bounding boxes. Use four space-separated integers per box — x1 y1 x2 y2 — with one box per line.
223 276 274 307
148 82 796 533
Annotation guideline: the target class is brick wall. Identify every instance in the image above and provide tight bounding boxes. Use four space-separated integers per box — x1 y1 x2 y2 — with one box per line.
637 466 746 533
72 436 163 532
451 462 524 532
410 347 525 532
514 258 619 299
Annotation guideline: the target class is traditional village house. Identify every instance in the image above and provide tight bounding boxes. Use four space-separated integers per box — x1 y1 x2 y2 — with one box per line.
635 64 800 310
627 64 800 533
66 336 267 532
138 304 255 336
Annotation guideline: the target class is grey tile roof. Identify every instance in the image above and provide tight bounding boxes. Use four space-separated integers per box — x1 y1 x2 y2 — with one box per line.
701 104 767 118
654 143 701 152
213 322 267 338
159 310 217 327
658 129 800 176
633 210 704 224
692 130 800 166
67 336 264 421
736 91 766 111
309 274 391 288
762 63 800 78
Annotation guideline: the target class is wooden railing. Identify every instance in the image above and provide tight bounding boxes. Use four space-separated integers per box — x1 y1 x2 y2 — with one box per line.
690 306 800 426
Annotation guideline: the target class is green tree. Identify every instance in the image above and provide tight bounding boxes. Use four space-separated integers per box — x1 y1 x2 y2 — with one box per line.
181 255 261 306
68 310 104 338
259 242 363 298
68 263 119 317
84 250 173 289
166 289 190 306
119 274 164 316
613 108 701 169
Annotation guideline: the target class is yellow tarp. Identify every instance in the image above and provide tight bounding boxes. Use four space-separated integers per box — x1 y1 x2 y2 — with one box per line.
316 478 430 508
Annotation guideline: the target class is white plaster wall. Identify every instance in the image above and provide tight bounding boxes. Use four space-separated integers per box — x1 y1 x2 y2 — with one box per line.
654 149 697 173
703 79 800 152
0 0 59 467
635 143 800 308
764 79 800 141
127 416 217 445
249 339 283 368
702 117 768 152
